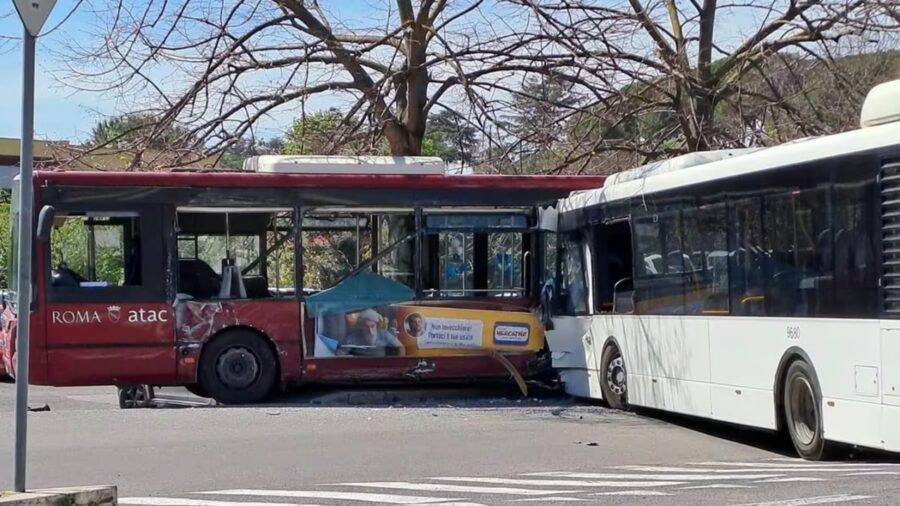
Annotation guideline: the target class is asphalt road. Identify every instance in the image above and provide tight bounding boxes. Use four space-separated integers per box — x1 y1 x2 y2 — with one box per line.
2 382 900 505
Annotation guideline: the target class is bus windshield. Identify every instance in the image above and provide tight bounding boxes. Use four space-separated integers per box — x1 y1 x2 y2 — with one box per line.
6 180 18 299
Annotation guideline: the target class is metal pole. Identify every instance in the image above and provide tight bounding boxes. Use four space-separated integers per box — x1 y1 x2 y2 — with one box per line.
14 28 36 493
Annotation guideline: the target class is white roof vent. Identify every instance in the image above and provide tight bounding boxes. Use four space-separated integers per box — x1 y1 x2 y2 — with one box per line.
604 148 760 187
242 155 445 175
861 79 900 128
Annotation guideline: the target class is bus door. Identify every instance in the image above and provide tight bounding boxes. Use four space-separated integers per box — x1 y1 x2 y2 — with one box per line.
43 206 176 385
173 209 302 385
300 208 542 380
300 211 418 377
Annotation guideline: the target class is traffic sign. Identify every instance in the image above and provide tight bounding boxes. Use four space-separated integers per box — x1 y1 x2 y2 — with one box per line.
12 0 57 37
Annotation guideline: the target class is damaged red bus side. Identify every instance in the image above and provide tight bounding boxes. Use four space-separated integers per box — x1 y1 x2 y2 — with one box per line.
0 160 603 404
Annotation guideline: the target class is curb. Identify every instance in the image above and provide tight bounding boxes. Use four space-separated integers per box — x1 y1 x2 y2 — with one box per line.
0 486 116 506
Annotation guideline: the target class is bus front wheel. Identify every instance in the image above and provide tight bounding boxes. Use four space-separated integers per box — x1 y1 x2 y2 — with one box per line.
600 344 628 410
783 360 828 460
199 330 278 405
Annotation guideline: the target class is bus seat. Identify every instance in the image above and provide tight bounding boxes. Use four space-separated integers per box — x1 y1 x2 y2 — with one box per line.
243 275 270 298
178 259 221 299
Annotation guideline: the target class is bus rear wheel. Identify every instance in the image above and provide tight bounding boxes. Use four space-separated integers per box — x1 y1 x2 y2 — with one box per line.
783 360 828 460
199 330 278 405
600 344 628 410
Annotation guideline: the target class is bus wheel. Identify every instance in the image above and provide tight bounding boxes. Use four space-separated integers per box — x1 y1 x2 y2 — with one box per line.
600 344 628 410
199 330 277 405
783 360 828 460
184 383 209 399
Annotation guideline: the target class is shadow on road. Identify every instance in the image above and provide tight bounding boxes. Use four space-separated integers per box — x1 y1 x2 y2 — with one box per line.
631 405 900 464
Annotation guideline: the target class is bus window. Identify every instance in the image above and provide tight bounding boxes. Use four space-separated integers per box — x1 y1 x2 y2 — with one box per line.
729 197 766 316
302 214 374 292
559 233 588 315
592 220 633 313
832 181 878 316
438 231 474 296
302 211 415 293
542 232 557 289
50 214 141 288
423 212 530 298
683 203 729 315
488 233 524 296
633 210 687 314
376 215 415 289
176 210 294 299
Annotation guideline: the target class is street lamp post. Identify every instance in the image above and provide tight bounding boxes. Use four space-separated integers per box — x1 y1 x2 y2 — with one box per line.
10 0 57 493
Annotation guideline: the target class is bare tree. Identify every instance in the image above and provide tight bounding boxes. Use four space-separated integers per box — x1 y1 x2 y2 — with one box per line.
510 0 899 174
59 0 583 168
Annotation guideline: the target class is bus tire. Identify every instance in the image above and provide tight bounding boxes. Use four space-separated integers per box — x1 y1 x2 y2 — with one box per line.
783 360 828 460
199 330 277 405
184 383 209 399
600 344 628 410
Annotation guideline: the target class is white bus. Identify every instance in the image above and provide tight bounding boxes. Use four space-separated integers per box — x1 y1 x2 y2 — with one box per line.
545 78 900 460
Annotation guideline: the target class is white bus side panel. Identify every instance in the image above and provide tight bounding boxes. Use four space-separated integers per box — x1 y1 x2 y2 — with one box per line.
591 315 712 418
547 316 601 399
884 405 900 452
709 317 882 447
881 328 900 452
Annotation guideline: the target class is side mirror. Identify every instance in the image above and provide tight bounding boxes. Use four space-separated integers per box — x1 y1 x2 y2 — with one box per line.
36 205 55 242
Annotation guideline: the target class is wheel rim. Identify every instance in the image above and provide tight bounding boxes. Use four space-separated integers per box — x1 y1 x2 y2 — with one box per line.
788 375 818 446
607 355 627 396
216 346 260 390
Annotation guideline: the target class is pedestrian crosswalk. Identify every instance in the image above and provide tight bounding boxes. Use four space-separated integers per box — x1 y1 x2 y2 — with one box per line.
120 458 897 505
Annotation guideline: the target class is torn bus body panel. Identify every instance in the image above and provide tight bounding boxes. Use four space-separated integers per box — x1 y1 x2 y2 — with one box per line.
301 353 541 384
174 299 302 384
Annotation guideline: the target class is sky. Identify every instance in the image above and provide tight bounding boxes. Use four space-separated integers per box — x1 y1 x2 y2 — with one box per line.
0 1 789 145
0 1 381 143
0 3 115 142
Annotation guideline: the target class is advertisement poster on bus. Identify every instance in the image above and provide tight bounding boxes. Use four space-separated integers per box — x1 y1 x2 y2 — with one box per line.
311 304 542 358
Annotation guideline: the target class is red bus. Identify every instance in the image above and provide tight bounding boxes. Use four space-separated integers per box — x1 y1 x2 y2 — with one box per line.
1 157 603 404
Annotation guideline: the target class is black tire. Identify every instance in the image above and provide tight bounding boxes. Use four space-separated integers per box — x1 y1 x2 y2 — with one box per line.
783 360 828 460
184 383 209 399
198 330 278 405
600 343 628 410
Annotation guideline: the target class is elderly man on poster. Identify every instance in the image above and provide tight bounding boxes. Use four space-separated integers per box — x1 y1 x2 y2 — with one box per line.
342 308 406 357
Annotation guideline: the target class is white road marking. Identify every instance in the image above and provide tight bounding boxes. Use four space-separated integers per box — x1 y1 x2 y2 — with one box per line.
426 503 488 506
680 484 752 490
433 477 686 487
695 461 882 469
198 489 455 504
844 471 900 476
591 491 672 496
512 498 587 502
337 482 576 496
755 477 825 483
768 457 900 466
522 471 779 481
612 465 880 473
732 494 874 506
120 499 321 506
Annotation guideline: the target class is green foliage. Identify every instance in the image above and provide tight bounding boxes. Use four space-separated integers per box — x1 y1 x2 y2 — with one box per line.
50 219 127 286
89 113 195 149
0 196 9 288
421 110 478 163
282 109 346 155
